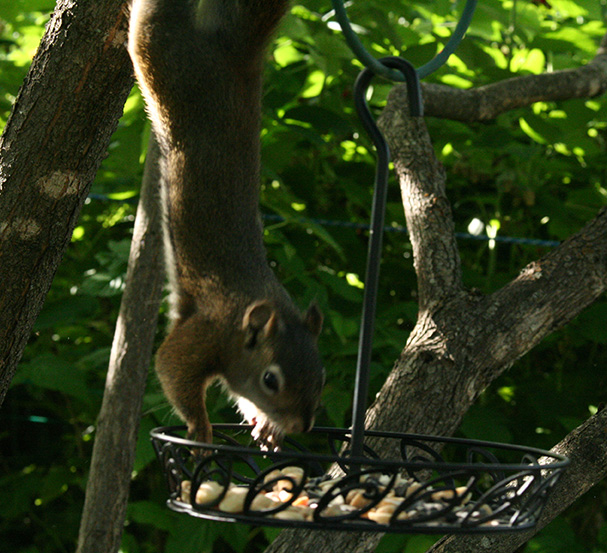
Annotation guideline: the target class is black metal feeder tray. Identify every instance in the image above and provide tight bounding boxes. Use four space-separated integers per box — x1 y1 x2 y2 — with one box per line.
151 59 569 534
151 424 568 533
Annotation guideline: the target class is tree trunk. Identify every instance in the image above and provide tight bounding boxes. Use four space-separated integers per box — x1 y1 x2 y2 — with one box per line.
0 0 133 406
76 134 164 553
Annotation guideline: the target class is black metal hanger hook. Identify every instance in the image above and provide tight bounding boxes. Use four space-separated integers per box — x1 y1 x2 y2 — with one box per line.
348 57 420 458
355 56 424 120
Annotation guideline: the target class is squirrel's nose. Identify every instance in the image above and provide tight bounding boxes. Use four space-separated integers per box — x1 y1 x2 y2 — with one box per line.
285 414 314 434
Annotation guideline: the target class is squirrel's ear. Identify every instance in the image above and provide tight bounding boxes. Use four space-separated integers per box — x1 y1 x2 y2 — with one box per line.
243 301 278 347
304 303 323 338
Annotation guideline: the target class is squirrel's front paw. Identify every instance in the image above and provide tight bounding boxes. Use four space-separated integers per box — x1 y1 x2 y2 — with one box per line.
187 420 213 448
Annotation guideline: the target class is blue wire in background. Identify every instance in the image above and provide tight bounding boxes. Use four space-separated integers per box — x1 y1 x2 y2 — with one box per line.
87 194 560 248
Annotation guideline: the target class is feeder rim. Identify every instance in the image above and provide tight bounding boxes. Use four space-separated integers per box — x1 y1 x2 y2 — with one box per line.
150 424 570 472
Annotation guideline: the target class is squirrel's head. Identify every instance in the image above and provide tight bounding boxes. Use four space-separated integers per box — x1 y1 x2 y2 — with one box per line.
225 300 324 449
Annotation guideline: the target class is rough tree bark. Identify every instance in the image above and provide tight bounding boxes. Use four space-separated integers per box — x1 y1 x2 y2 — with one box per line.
422 33 607 121
263 33 607 553
76 135 164 553
0 0 133 406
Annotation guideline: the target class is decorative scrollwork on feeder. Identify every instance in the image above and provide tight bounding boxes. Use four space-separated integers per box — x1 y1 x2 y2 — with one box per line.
151 425 568 533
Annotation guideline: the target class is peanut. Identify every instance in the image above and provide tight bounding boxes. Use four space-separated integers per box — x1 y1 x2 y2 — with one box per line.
194 481 223 505
218 486 248 513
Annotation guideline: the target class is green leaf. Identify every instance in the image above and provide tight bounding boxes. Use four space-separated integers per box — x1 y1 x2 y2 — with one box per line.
134 417 160 472
165 517 215 553
543 26 599 54
34 295 100 330
283 105 351 135
13 354 90 401
459 406 513 443
0 471 39 519
321 385 352 427
574 304 607 344
38 465 76 505
519 115 560 145
0 0 54 21
317 269 363 303
328 309 359 342
527 518 585 553
128 501 174 531
165 518 252 553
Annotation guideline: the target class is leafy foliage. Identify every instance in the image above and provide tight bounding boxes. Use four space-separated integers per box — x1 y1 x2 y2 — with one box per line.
1 0 606 552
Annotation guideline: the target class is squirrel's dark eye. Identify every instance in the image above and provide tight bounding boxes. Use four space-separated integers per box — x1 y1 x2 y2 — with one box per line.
260 365 283 395
262 370 280 393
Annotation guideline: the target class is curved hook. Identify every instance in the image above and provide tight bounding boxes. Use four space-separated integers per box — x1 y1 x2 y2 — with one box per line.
331 0 477 81
418 0 477 78
355 57 423 122
382 57 423 117
331 0 403 82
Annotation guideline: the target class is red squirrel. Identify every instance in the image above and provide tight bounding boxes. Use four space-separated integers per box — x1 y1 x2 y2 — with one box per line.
128 0 324 448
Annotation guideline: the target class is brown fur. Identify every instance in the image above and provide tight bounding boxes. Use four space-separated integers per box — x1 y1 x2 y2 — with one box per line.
128 0 324 446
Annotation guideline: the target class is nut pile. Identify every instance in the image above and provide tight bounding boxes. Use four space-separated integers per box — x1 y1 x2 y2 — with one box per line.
178 466 498 526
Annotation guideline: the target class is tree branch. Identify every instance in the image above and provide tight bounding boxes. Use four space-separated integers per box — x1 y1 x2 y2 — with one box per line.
422 31 607 121
427 406 607 553
377 86 463 311
77 135 164 553
474 208 607 379
0 0 133 406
